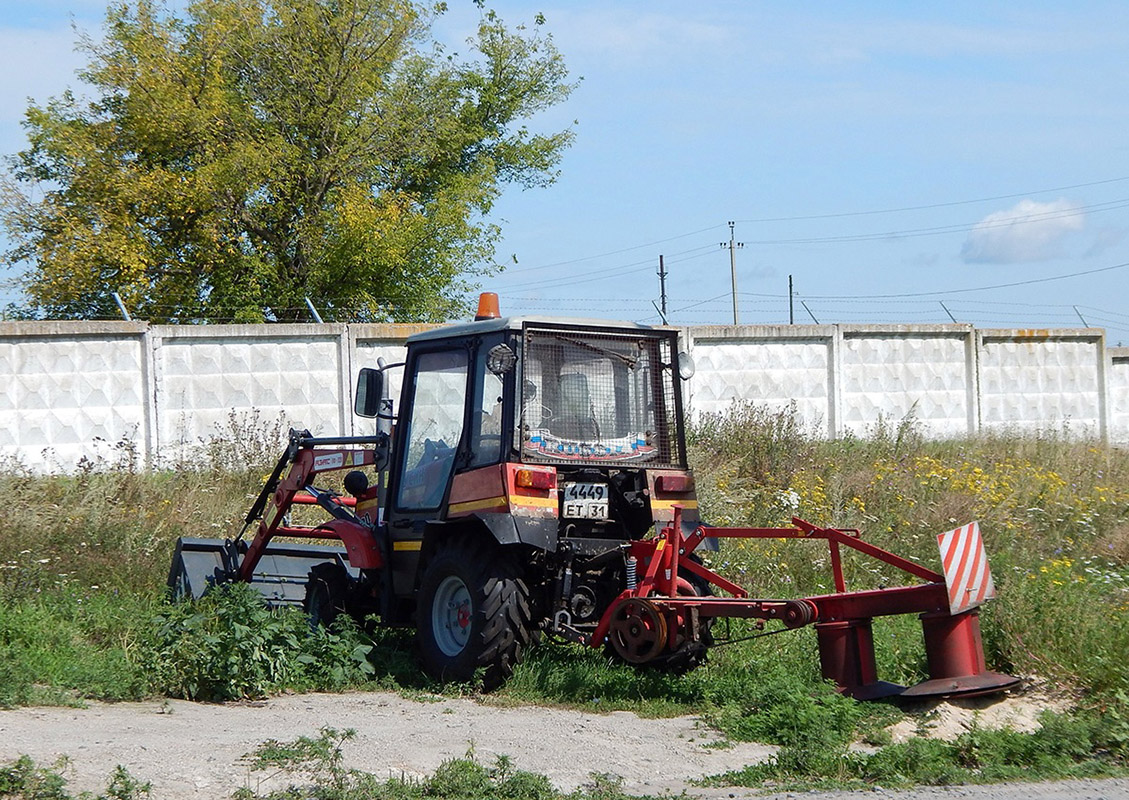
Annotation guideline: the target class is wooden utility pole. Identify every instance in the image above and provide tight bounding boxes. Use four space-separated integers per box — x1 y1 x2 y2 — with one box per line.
788 275 794 324
720 221 744 324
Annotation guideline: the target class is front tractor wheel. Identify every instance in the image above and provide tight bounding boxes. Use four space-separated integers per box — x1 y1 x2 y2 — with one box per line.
304 561 351 630
416 537 533 690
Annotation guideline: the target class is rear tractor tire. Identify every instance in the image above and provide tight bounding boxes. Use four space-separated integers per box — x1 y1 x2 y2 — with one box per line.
416 537 533 690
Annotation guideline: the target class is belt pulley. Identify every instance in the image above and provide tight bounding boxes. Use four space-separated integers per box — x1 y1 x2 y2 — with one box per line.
606 598 668 664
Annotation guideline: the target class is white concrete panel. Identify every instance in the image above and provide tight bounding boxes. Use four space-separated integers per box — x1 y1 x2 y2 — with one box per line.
346 341 410 437
979 335 1102 435
1 322 1121 471
352 341 409 405
1109 351 1129 443
839 334 971 437
0 334 146 469
156 334 344 457
689 337 832 434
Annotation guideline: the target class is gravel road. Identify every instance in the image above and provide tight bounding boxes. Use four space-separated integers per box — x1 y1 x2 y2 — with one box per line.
1 691 1125 800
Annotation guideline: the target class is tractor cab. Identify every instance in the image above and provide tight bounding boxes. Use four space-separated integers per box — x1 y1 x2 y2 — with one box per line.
354 302 700 612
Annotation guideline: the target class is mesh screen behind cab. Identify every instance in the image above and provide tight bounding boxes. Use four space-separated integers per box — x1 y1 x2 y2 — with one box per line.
519 327 681 467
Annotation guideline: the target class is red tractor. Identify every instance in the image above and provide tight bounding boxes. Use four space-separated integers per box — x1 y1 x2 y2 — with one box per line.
170 294 1016 697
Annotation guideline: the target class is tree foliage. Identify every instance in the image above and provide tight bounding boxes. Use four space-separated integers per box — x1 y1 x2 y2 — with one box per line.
1 0 575 322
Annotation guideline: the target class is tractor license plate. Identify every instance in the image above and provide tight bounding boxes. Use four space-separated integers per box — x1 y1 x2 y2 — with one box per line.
562 482 609 519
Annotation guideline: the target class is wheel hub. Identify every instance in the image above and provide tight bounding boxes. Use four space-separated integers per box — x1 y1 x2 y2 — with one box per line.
432 574 473 657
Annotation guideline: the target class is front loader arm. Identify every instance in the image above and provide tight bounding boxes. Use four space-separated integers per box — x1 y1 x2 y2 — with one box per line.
236 433 385 583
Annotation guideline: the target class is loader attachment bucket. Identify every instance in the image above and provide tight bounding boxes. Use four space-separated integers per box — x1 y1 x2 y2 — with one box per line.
167 537 356 607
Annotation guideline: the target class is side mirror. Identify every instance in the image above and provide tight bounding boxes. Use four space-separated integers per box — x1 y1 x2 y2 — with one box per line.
354 367 383 418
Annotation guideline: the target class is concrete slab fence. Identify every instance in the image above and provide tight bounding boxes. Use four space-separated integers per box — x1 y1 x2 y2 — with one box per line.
1 321 1125 471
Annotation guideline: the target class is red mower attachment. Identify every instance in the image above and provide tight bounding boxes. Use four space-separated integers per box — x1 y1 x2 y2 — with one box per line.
591 508 1019 700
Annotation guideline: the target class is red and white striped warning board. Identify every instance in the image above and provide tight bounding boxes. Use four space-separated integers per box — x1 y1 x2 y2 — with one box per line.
937 521 996 615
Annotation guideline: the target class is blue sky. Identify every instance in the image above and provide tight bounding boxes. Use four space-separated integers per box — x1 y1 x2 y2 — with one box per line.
3 2 1129 342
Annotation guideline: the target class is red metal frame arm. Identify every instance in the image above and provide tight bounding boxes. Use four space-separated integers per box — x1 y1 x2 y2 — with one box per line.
291 494 357 508
807 582 948 621
677 555 748 598
588 588 631 647
792 519 944 584
663 523 679 598
631 537 667 596
237 446 380 582
695 526 807 539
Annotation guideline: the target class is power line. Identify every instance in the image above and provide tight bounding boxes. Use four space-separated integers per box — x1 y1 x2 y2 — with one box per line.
56 257 1129 322
496 243 718 291
502 224 725 273
802 261 1129 300
502 175 1129 274
745 198 1129 246
500 262 656 291
733 175 1129 224
1078 305 1129 321
670 292 732 315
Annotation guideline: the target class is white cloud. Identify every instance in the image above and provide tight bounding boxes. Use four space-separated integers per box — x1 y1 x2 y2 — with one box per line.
545 8 734 67
960 198 1085 264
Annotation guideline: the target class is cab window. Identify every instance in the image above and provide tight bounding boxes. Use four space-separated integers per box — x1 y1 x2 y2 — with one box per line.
395 350 468 510
468 366 505 466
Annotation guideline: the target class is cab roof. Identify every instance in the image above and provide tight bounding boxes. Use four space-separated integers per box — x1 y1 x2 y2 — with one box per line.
406 314 663 344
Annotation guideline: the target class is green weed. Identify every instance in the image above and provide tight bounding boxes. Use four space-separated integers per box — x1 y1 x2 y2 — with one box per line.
233 729 560 800
0 756 150 800
142 584 378 701
705 709 1129 791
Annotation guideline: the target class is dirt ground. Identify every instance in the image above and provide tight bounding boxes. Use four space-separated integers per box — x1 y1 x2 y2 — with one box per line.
0 692 772 798
1 690 1127 800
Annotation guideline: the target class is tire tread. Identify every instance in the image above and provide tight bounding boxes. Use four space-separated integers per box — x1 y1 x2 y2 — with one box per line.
417 536 533 690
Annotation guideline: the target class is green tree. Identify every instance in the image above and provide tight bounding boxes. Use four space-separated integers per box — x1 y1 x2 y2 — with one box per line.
0 0 574 322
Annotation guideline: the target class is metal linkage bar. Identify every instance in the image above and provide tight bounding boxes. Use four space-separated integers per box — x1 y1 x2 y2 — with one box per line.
236 444 383 583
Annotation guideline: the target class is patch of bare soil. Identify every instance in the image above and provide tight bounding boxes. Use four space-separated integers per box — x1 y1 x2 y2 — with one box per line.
0 691 774 799
884 688 1071 743
2 689 1126 800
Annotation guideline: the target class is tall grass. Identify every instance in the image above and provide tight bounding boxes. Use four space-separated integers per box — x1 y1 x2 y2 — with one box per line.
0 403 1127 787
689 402 1129 702
0 418 372 706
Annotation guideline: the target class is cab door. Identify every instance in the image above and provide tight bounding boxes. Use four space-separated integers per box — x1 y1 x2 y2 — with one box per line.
385 346 470 592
